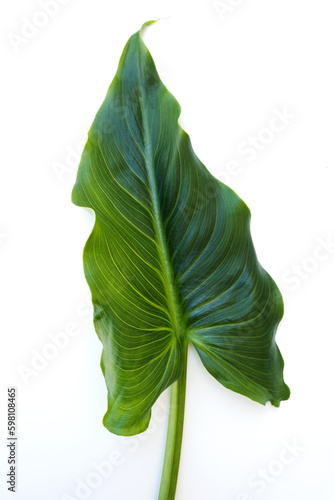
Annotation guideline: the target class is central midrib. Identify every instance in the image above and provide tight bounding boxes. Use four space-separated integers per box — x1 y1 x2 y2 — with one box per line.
139 92 185 343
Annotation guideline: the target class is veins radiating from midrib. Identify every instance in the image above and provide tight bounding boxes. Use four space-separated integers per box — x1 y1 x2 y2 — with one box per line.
136 48 185 344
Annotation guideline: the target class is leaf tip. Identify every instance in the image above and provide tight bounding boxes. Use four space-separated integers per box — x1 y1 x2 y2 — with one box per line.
140 19 158 34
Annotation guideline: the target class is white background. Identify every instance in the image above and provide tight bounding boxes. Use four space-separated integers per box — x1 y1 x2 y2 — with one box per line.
1 1 334 499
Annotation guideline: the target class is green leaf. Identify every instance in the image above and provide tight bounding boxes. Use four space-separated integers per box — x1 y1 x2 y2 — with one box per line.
72 21 289 437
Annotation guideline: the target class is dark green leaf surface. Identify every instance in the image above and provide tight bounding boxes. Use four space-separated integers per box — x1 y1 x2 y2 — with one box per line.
72 21 289 436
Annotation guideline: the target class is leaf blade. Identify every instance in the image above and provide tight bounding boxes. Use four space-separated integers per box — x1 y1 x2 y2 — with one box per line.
72 22 289 435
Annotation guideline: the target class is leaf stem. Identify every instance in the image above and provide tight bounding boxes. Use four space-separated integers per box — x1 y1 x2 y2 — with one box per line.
158 345 188 500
